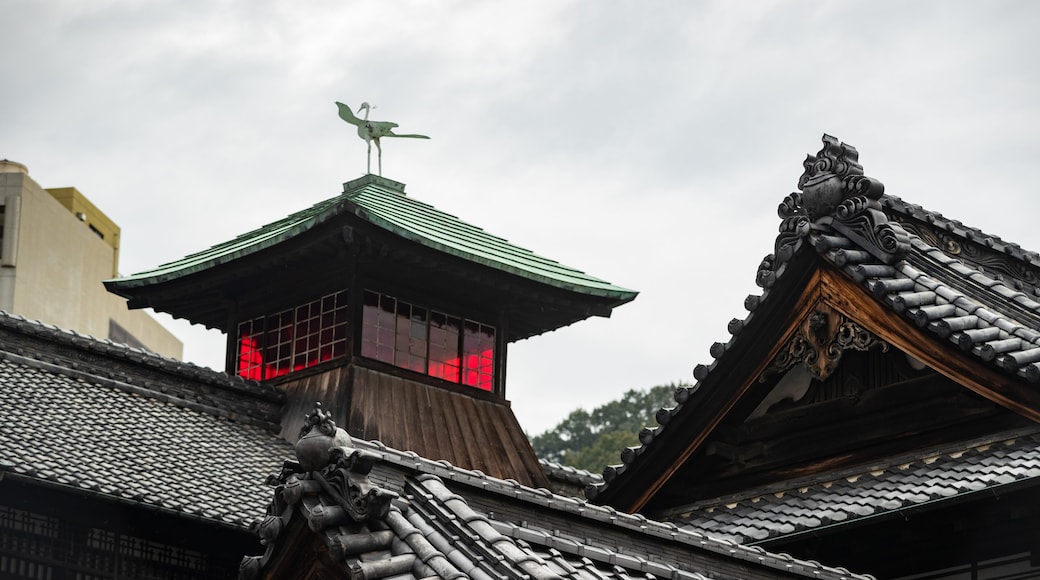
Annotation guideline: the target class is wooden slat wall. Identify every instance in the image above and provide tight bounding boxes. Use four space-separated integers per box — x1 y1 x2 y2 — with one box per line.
275 364 548 488
349 367 548 488
278 366 353 442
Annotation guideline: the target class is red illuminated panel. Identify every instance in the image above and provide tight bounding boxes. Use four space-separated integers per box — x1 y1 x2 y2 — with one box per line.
462 321 495 391
236 327 264 381
359 290 495 392
428 311 461 383
235 290 349 380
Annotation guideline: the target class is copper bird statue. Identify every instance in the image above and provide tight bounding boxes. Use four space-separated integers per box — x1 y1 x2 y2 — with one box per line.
336 101 430 175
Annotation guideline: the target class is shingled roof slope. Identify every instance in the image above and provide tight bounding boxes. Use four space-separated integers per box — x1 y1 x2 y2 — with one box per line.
666 426 1040 544
107 174 636 303
589 134 1040 509
0 312 294 528
243 415 872 580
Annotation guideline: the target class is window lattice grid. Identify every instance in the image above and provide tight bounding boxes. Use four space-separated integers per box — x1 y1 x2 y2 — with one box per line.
362 291 397 364
462 321 495 391
394 302 428 373
0 505 215 580
428 311 461 383
0 506 59 579
263 309 295 377
361 290 495 391
114 534 206 578
236 319 264 380
235 290 349 380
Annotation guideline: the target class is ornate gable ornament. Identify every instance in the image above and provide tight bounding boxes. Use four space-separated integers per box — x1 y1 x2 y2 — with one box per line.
750 136 899 389
764 303 888 382
759 134 911 289
241 402 398 579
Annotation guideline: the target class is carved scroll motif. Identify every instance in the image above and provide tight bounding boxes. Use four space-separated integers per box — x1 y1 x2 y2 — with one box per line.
314 448 395 523
757 135 911 285
828 196 911 264
764 305 888 381
896 218 1040 290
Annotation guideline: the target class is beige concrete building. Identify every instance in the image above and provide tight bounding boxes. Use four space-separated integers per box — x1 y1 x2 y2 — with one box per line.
0 159 182 358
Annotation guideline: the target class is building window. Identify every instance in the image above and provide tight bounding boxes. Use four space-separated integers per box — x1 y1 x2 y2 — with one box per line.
236 290 349 380
362 290 495 391
462 320 495 389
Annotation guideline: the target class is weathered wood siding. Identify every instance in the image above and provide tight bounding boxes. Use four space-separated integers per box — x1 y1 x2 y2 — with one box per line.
276 363 547 488
277 365 353 442
349 367 547 488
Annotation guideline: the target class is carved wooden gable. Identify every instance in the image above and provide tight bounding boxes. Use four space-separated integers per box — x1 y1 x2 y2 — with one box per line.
590 135 1040 514
667 264 1029 505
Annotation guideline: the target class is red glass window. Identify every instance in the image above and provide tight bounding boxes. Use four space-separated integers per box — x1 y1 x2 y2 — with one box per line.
428 311 461 383
462 321 495 391
236 290 348 380
395 302 428 374
361 292 396 364
361 290 494 391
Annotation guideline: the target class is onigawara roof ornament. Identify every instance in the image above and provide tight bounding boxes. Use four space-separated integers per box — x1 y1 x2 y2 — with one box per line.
760 134 911 289
336 101 430 176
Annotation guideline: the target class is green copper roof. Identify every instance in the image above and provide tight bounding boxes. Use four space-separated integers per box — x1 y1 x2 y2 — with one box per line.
109 175 637 302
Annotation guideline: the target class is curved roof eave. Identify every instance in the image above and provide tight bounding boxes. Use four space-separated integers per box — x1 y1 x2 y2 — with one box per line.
107 179 637 305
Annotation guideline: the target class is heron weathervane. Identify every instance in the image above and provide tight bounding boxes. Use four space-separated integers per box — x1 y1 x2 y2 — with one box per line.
336 101 430 175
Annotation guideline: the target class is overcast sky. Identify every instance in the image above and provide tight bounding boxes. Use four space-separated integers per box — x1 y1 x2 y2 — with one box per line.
3 1 1039 437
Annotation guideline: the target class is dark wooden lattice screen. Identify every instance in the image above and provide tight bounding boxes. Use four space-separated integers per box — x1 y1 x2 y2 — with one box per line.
0 503 240 580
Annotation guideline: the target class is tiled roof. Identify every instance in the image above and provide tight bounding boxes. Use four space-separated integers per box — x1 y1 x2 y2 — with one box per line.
539 458 603 487
0 310 285 429
826 202 1040 382
243 419 873 580
589 135 1040 505
108 174 636 303
884 195 1040 297
667 428 1040 544
752 196 1040 387
0 312 294 528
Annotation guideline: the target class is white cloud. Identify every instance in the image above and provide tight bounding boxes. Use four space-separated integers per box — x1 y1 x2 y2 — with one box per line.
2 0 1039 437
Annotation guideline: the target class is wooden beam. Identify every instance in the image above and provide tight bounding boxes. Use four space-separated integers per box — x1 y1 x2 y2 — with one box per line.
622 268 827 513
818 268 1040 423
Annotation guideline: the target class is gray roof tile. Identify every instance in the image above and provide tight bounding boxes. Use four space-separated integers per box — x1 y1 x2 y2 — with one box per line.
671 428 1040 544
243 421 873 580
0 315 294 529
0 352 294 528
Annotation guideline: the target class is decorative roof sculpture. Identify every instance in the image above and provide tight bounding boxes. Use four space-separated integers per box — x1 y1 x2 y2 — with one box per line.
590 133 1040 520
336 101 430 175
763 134 911 290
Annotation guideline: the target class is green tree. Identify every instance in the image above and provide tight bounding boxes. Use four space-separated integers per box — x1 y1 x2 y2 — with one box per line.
529 383 687 472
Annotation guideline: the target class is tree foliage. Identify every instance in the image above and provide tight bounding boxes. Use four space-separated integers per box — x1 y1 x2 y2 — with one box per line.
529 383 688 473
